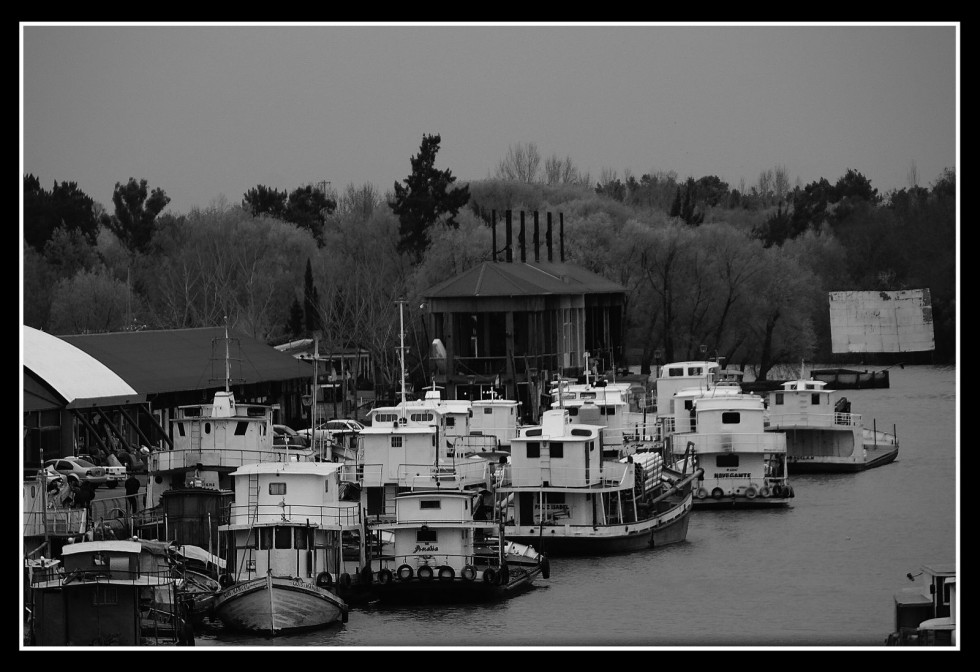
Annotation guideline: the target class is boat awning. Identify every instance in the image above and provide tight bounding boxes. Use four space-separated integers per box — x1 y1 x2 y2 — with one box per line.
23 326 145 409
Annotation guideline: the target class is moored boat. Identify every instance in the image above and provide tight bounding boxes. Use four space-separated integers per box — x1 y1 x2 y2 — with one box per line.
810 367 890 389
660 385 794 508
886 564 956 646
763 378 899 473
212 461 357 635
497 408 700 555
366 487 548 604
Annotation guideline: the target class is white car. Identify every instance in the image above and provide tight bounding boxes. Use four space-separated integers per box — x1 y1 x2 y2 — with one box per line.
297 419 365 445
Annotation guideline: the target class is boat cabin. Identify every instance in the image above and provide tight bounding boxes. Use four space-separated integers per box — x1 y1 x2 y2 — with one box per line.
219 462 363 587
890 563 956 646
655 361 721 414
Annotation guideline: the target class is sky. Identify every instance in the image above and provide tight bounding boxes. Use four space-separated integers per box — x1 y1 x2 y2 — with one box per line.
21 22 958 216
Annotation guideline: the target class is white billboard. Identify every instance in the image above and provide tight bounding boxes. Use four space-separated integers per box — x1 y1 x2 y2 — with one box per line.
828 289 935 353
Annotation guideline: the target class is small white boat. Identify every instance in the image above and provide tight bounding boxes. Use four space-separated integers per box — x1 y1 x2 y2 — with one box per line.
212 461 357 635
886 564 956 646
763 378 899 472
661 385 794 508
497 408 700 555
366 487 548 604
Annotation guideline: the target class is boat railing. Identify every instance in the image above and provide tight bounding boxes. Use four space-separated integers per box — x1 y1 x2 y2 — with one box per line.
453 433 502 456
502 461 634 489
398 461 490 490
226 501 362 528
766 410 862 428
149 447 317 472
374 551 511 572
24 507 89 537
39 566 176 587
677 431 786 455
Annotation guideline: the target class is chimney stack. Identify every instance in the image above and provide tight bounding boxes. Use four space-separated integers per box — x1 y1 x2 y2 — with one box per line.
505 210 513 263
519 211 526 263
491 210 497 262
546 212 553 262
533 211 540 262
560 212 565 262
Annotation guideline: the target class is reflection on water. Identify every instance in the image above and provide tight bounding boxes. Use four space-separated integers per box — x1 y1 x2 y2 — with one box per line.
194 365 957 649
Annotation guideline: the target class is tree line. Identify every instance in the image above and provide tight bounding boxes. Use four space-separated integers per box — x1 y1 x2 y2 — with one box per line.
23 135 956 393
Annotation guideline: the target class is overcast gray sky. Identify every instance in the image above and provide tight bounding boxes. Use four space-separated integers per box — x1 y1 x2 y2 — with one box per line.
21 22 958 215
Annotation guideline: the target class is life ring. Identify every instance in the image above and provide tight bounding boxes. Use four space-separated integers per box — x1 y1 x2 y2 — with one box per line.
417 565 434 581
695 487 709 499
711 487 725 499
396 564 414 581
437 566 455 581
745 486 758 499
218 574 234 588
540 556 551 580
786 485 795 498
338 572 352 588
461 565 477 581
759 486 771 498
482 567 497 584
359 566 374 585
377 568 393 585
315 572 333 588
772 484 784 497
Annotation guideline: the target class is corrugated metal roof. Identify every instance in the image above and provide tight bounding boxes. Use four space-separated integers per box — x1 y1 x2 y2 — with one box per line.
60 327 313 396
23 326 144 408
423 260 625 298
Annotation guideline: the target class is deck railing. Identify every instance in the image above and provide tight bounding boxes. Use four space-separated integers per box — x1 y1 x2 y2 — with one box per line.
226 501 362 528
149 446 316 472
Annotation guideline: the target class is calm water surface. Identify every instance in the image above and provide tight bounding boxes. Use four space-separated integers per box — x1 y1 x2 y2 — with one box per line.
194 365 958 650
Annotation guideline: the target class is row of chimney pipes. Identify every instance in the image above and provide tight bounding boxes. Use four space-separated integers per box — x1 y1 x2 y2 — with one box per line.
490 210 565 264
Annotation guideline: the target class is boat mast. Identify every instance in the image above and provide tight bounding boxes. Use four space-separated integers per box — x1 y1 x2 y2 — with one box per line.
398 299 407 406
224 317 231 393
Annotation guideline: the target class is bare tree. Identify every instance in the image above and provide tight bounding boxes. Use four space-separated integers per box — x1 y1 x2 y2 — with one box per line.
494 142 542 183
543 153 579 185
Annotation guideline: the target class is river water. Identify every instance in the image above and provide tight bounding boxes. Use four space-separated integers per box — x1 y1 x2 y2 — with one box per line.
194 364 958 650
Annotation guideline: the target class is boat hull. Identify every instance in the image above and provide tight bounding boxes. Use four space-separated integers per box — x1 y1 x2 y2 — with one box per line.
787 444 899 473
212 575 348 635
506 491 693 556
371 564 542 604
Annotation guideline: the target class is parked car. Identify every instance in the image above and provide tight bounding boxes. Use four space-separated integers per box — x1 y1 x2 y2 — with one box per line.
78 453 126 488
273 424 312 450
42 457 108 488
296 419 365 444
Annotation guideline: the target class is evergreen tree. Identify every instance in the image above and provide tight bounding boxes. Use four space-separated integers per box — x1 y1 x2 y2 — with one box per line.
390 133 470 262
669 187 682 217
287 297 304 337
303 259 320 335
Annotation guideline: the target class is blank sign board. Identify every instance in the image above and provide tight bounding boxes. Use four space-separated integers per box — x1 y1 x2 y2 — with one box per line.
828 289 935 353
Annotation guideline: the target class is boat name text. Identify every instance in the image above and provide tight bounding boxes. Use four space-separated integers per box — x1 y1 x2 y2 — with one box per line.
413 544 439 553
713 472 752 479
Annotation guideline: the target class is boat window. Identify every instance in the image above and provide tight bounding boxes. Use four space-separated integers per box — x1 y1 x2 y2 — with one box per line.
570 428 592 436
269 482 286 496
260 527 274 549
588 440 595 452
410 412 434 422
805 384 817 390
581 392 596 399
445 417 455 427
294 528 308 550
204 422 211 435
684 400 694 410
184 407 201 417
689 367 703 376
275 526 291 549
416 527 437 543
92 585 118 606
525 428 542 437
483 408 493 415
549 443 564 458
526 442 540 458
774 393 784 405
716 454 740 468
177 423 186 437
721 412 741 425
420 499 441 509
602 407 616 416
668 367 683 377
247 407 266 417
391 436 403 448
811 394 821 405
235 422 249 436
